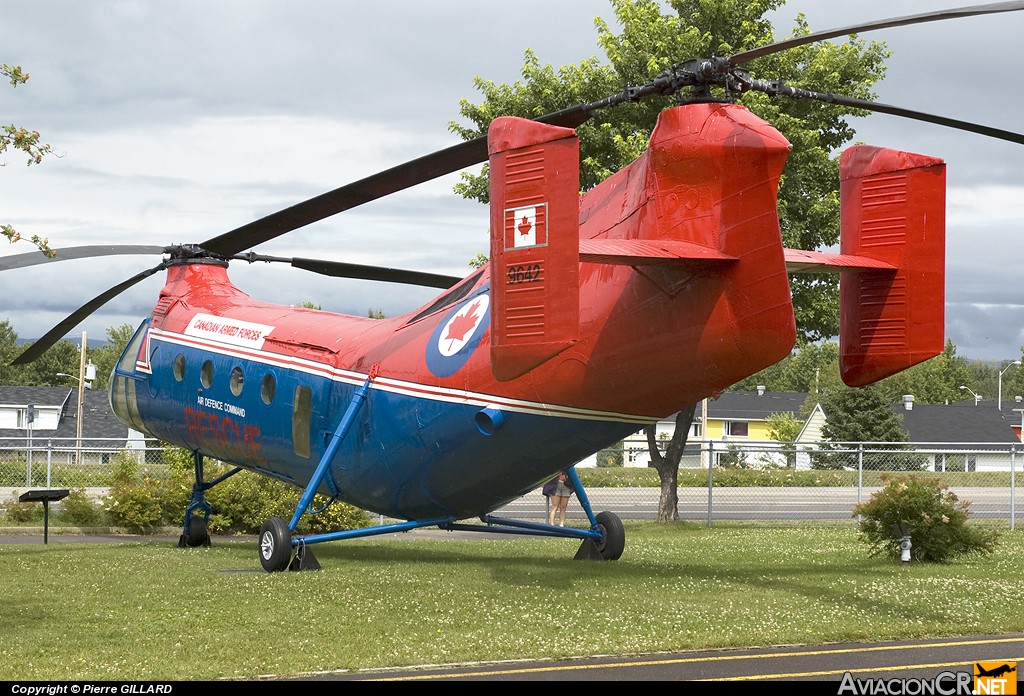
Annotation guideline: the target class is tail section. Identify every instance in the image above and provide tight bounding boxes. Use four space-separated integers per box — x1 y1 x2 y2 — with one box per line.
786 145 946 386
838 146 946 386
487 117 581 381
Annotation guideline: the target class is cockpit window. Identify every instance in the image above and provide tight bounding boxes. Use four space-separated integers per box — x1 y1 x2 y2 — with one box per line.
406 268 485 325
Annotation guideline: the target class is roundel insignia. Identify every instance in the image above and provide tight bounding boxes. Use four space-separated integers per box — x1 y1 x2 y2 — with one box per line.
425 292 490 378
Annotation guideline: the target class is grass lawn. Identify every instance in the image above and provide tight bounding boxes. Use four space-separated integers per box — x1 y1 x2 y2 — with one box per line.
1 521 1021 681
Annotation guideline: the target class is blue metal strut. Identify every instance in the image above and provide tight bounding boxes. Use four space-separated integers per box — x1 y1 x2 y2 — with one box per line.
288 364 379 533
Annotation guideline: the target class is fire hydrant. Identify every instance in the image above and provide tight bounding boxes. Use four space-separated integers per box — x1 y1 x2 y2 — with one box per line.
899 535 912 566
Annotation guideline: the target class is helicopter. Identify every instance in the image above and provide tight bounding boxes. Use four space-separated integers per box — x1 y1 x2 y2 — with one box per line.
5 2 1024 572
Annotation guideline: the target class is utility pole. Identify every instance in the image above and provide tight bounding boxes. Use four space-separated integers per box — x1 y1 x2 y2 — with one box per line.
76 331 86 464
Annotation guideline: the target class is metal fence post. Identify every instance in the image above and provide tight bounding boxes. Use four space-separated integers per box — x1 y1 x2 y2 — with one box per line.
46 440 52 488
706 440 714 528
857 443 864 501
1011 443 1017 532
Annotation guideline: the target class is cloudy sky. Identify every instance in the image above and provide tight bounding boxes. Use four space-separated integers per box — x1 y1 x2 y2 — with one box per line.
3 0 1024 363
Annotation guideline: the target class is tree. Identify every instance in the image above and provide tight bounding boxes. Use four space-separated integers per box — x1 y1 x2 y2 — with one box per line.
875 339 973 405
817 384 925 471
766 411 802 468
821 385 908 444
451 0 889 520
88 323 138 390
732 340 841 401
2 64 55 258
0 319 23 383
644 403 696 522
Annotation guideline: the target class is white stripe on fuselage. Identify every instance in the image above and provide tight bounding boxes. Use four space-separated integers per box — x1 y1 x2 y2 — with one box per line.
148 326 658 426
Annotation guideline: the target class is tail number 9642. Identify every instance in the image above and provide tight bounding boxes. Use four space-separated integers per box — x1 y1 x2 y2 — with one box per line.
507 264 542 285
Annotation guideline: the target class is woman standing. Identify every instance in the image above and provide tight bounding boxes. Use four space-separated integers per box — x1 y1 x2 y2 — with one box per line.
543 469 575 526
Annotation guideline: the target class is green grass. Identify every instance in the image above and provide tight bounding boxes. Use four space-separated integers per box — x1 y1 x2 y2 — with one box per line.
2 521 1022 681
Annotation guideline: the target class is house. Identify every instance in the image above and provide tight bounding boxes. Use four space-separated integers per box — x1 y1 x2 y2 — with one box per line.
0 385 142 463
891 397 1021 472
616 389 823 468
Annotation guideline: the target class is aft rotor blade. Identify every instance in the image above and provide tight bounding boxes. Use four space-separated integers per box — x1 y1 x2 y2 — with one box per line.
12 262 166 365
0 245 167 271
730 1 1024 65
754 81 1024 145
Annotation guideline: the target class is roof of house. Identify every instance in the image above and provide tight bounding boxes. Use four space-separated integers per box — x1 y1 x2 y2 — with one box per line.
706 390 809 421
0 386 73 409
892 401 1020 445
0 386 129 441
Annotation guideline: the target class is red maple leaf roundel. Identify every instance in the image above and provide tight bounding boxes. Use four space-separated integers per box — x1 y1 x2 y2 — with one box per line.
442 300 482 350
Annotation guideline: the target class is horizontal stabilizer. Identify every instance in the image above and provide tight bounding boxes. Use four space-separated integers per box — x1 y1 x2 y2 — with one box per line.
784 248 895 273
580 238 737 267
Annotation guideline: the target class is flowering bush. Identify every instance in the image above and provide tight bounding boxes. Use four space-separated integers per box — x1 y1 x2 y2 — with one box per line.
852 475 999 563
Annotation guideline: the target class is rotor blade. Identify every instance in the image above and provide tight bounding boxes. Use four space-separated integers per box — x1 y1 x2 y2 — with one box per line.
751 80 1024 145
290 258 461 288
12 262 166 365
236 252 462 288
730 1 1024 65
0 245 167 271
199 107 597 259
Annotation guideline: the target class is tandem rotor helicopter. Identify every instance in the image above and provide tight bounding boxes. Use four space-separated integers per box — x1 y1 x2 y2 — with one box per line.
5 3 1024 572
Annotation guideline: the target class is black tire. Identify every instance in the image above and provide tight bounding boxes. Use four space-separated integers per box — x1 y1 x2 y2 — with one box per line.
594 511 625 561
185 515 209 548
259 517 292 572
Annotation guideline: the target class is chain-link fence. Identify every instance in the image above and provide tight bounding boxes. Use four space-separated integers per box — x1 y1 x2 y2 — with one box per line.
2 438 1021 528
0 437 169 490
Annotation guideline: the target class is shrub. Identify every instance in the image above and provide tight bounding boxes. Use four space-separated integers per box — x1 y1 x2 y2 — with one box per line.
852 475 999 563
104 445 371 534
2 494 43 523
58 489 108 527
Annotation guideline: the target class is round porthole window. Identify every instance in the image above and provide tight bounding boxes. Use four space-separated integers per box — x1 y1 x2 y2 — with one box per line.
200 360 214 389
261 373 276 405
230 366 244 396
173 354 186 382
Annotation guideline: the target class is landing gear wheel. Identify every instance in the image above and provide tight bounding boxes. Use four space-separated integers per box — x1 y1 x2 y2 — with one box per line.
594 511 625 561
259 517 292 572
185 515 210 548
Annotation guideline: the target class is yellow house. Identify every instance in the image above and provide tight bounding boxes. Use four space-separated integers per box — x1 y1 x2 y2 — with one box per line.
615 388 823 468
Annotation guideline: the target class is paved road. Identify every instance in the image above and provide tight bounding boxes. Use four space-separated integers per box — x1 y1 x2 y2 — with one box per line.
493 486 1024 521
298 634 1024 682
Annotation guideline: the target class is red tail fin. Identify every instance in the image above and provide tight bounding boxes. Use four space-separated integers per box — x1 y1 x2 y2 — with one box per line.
487 117 580 381
838 145 946 386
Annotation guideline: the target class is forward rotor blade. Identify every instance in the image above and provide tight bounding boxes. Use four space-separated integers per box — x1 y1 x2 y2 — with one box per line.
12 262 166 365
730 1 1024 66
0 245 167 271
236 252 462 288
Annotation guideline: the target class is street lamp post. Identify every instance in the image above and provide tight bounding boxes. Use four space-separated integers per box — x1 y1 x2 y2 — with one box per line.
960 385 981 406
999 360 1022 411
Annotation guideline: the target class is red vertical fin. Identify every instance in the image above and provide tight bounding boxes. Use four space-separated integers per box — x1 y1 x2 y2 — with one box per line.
487 117 580 382
839 145 946 386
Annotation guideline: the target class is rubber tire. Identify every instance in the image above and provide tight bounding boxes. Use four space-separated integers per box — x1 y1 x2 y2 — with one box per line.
185 515 209 548
594 511 625 561
259 517 292 572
